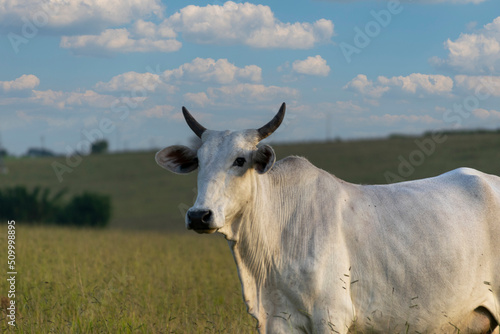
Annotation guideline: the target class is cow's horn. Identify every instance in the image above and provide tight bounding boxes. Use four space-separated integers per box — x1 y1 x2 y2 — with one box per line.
257 102 286 141
182 106 207 138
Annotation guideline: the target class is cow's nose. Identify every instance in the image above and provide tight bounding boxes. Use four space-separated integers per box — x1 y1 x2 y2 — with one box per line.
187 209 214 231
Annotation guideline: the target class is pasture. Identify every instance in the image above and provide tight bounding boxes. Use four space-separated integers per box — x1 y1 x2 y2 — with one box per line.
1 131 500 332
0 226 255 333
2 131 500 231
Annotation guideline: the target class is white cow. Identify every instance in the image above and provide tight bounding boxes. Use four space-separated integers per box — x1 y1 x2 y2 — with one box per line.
156 103 500 334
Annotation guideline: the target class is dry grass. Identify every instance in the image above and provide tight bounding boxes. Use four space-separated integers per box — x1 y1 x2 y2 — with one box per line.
0 226 256 333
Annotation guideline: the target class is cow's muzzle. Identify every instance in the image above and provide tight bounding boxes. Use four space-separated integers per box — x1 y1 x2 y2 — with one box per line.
186 209 217 234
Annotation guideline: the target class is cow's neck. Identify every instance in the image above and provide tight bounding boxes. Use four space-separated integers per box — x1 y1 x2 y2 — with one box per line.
236 169 293 281
226 166 314 323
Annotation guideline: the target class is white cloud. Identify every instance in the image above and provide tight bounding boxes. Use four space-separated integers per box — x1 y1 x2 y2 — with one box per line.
472 108 500 119
183 92 211 107
238 65 263 83
95 58 262 95
95 72 163 92
209 83 299 102
343 74 390 98
186 83 299 106
15 1 332 55
0 0 163 31
433 16 500 73
454 75 500 96
30 89 119 109
138 105 176 118
466 21 478 31
292 55 330 77
60 28 181 56
246 18 334 49
132 19 176 39
334 100 366 112
344 73 453 98
162 58 262 84
378 73 453 95
1 74 40 92
164 1 333 49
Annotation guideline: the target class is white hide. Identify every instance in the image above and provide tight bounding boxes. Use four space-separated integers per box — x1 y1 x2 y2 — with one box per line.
158 129 500 334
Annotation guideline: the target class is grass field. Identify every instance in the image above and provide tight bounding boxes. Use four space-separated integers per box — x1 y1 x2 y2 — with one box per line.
2 131 500 231
1 132 500 333
0 226 256 333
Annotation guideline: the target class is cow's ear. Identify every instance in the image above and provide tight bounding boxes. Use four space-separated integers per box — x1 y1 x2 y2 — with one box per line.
254 145 276 174
155 145 198 174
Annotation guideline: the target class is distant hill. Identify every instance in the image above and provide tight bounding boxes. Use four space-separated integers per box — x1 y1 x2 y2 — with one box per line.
2 131 499 231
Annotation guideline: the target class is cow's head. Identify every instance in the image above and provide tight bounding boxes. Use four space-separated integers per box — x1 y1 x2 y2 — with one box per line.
156 103 285 235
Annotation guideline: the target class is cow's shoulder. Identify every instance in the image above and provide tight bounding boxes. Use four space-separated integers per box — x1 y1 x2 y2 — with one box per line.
437 167 500 201
440 167 490 186
271 155 318 175
269 156 348 198
443 167 484 178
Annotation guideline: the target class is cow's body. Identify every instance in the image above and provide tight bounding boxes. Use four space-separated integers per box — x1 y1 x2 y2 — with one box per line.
226 156 500 333
156 104 500 333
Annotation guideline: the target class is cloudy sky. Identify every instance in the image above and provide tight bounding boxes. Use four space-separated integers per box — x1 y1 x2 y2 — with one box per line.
1 0 500 155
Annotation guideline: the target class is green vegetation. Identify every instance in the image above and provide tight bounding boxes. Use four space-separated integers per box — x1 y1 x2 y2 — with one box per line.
60 192 111 227
91 139 109 154
1 132 499 231
0 186 65 223
0 186 111 227
0 132 499 333
1 152 196 231
0 226 255 333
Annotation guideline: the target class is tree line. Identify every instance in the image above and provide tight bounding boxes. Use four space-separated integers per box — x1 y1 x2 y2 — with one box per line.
0 186 111 227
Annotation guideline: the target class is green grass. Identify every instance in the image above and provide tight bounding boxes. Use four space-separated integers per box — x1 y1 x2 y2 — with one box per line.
1 152 198 231
2 132 499 231
0 226 256 333
0 133 499 332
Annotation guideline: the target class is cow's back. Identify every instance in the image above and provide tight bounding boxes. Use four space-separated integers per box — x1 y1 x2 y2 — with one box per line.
344 167 500 333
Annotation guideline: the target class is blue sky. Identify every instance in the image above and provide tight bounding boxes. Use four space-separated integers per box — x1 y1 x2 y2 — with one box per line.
1 0 500 155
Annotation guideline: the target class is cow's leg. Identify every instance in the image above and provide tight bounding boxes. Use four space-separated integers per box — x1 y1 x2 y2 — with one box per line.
264 316 296 334
461 307 498 334
309 307 354 334
264 310 353 334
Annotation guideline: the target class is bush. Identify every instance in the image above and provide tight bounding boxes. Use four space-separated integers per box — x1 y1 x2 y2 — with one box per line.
0 186 66 222
57 192 111 227
0 186 111 227
91 140 108 154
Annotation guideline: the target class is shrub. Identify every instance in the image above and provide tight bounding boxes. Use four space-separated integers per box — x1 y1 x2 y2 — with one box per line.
57 192 111 227
91 140 108 154
0 186 66 222
0 186 111 227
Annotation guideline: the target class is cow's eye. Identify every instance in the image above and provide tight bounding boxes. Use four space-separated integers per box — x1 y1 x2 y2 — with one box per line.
233 157 246 167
